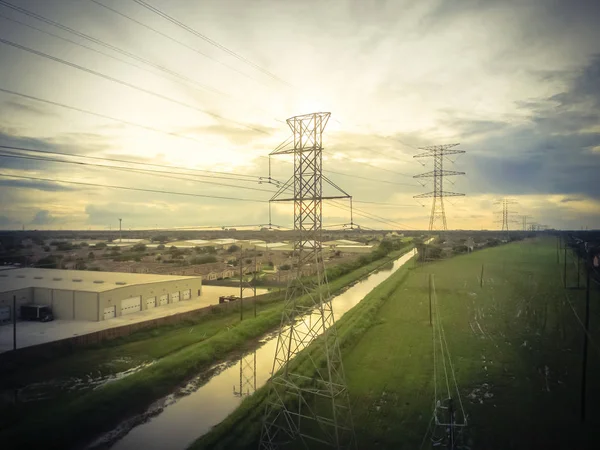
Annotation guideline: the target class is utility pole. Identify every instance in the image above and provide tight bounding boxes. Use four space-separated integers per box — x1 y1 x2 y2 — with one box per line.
428 273 432 326
581 262 591 422
577 250 580 288
239 247 244 321
563 245 567 288
480 263 484 288
239 246 257 321
254 250 258 318
261 112 356 449
413 144 465 232
118 218 122 243
13 295 17 351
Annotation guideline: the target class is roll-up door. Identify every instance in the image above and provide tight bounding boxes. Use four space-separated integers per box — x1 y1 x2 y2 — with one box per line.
182 289 191 300
103 305 116 320
146 297 156 309
159 294 168 306
121 296 141 316
171 291 180 303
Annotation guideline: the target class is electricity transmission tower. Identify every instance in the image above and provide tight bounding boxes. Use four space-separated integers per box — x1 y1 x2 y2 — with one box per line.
413 144 465 231
260 112 356 450
494 198 518 239
521 215 532 232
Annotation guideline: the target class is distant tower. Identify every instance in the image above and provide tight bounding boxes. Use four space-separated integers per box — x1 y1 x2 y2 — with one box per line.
413 144 465 231
494 199 518 239
118 218 122 243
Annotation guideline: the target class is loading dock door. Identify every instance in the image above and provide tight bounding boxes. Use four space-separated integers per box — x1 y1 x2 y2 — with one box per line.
103 306 116 320
146 297 156 309
121 296 141 316
182 289 191 300
159 294 168 306
171 292 180 303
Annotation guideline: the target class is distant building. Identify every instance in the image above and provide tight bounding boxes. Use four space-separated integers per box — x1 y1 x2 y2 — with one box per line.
0 268 202 322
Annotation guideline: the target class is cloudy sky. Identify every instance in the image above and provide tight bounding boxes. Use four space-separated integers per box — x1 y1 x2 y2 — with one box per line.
0 0 599 231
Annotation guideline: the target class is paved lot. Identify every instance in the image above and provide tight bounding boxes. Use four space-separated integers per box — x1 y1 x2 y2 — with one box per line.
0 286 267 353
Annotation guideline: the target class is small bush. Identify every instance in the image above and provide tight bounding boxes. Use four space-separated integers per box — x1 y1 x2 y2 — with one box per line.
190 255 218 265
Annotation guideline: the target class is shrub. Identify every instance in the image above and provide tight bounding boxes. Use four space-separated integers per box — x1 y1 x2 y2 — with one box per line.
157 244 165 250
227 244 240 253
452 245 468 254
35 256 59 269
280 264 291 271
190 255 217 265
131 243 147 252
94 242 107 249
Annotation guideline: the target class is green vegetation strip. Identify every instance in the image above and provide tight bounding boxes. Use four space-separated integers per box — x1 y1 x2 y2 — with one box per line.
1 243 413 450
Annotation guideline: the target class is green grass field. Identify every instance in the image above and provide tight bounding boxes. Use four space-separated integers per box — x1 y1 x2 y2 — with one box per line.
345 237 600 449
0 244 413 450
193 237 600 449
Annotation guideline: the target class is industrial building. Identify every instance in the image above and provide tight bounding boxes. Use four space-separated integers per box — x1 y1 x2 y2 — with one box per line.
0 268 202 322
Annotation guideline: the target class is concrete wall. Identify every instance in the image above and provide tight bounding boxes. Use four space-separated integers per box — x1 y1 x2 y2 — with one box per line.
34 287 52 305
0 288 33 319
98 278 202 321
74 291 99 321
52 289 74 320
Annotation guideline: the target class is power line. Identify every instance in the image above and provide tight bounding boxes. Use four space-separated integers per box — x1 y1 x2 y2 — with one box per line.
3 145 423 218
0 37 270 135
0 11 226 101
89 0 262 86
0 87 214 147
326 199 418 230
0 173 268 203
0 144 262 182
132 0 292 87
0 151 277 194
0 0 228 97
269 170 419 230
323 149 415 179
0 87 418 191
352 200 414 207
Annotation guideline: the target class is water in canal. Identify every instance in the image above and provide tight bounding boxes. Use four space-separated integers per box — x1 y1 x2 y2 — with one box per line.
89 249 416 450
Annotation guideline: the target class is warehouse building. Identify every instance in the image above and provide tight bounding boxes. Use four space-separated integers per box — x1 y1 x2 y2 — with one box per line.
0 268 202 322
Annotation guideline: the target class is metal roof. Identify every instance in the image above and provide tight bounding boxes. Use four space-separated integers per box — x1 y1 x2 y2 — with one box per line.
0 268 200 293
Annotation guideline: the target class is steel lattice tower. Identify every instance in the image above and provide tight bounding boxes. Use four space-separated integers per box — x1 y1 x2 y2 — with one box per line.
260 112 355 450
413 144 465 231
494 198 518 238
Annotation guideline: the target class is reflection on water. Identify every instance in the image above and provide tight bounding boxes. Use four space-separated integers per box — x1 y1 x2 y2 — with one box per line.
97 250 416 450
233 351 256 398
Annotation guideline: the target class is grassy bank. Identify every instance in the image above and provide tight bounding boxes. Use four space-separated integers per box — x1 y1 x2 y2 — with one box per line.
0 243 414 449
191 237 600 449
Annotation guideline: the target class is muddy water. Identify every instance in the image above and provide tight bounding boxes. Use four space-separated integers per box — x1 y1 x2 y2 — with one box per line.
90 249 417 450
